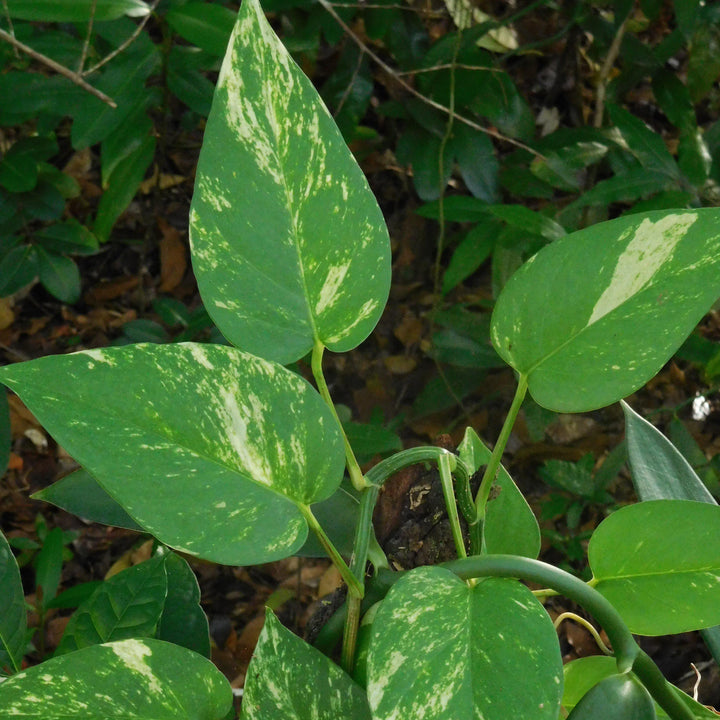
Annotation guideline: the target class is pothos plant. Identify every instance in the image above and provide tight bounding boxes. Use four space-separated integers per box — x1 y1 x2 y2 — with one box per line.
1 0 720 718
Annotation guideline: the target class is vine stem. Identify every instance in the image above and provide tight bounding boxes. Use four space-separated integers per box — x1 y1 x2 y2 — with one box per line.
311 339 368 492
299 504 363 599
438 555 696 720
472 374 528 552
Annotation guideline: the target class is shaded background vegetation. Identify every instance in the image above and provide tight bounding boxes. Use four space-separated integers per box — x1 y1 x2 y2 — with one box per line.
1 0 720 703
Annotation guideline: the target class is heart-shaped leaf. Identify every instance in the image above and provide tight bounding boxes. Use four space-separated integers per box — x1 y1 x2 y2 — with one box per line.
590 500 720 634
190 0 391 364
0 343 345 565
366 566 562 720
0 638 232 718
242 610 371 719
491 209 720 411
566 673 656 719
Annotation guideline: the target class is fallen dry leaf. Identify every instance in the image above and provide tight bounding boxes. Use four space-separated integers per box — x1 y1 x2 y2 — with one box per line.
157 217 187 292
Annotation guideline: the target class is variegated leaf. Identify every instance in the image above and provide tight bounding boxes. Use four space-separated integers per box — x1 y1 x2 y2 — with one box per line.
366 566 563 720
0 528 25 674
190 0 391 364
241 610 371 719
0 343 345 565
0 638 232 718
491 209 720 411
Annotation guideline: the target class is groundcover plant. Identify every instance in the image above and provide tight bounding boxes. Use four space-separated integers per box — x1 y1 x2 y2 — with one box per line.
2 0 720 718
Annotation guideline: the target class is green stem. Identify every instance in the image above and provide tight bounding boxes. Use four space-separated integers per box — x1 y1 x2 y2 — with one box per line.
472 375 528 553
300 504 363 599
632 650 697 720
440 555 640 672
311 340 368 492
438 452 467 559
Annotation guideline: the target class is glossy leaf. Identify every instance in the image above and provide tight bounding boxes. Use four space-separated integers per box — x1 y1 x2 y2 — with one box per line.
34 468 143 531
566 673 655 719
157 552 210 658
5 0 149 20
190 0 390 364
458 426 540 558
241 610 371 720
366 566 562 720
0 343 345 565
35 527 64 610
622 401 714 503
37 248 81 304
590 500 720 634
56 554 168 655
0 390 9 476
166 2 237 56
491 209 720 411
0 529 26 674
0 638 232 718
563 656 717 719
607 104 681 180
34 220 99 256
94 135 156 242
622 401 720 662
0 245 37 297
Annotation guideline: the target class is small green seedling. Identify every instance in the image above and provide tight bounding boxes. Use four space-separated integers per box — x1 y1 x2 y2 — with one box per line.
2 1 720 718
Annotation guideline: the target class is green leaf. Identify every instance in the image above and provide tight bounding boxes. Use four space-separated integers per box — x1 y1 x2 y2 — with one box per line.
443 221 496 293
167 47 216 116
0 638 232 718
0 529 26 674
622 402 720 663
157 552 210 658
0 343 345 565
36 248 81 304
95 135 156 242
101 99 155 187
34 220 99 256
166 2 237 56
5 0 150 21
190 0 390 363
687 24 720 102
590 500 720 634
491 209 720 411
607 104 681 180
56 553 168 655
449 124 499 202
0 148 38 192
34 468 144 531
241 610 371 719
622 401 714 503
0 390 9 477
566 673 655 719
458 427 540 558
563 656 718 719
34 527 65 610
71 50 159 150
367 566 562 720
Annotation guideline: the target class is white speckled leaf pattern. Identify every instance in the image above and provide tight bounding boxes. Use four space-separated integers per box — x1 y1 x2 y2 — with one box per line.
189 0 391 364
0 638 232 718
0 343 345 565
491 209 720 412
366 566 563 720
241 610 371 719
0 528 26 673
590 500 720 635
